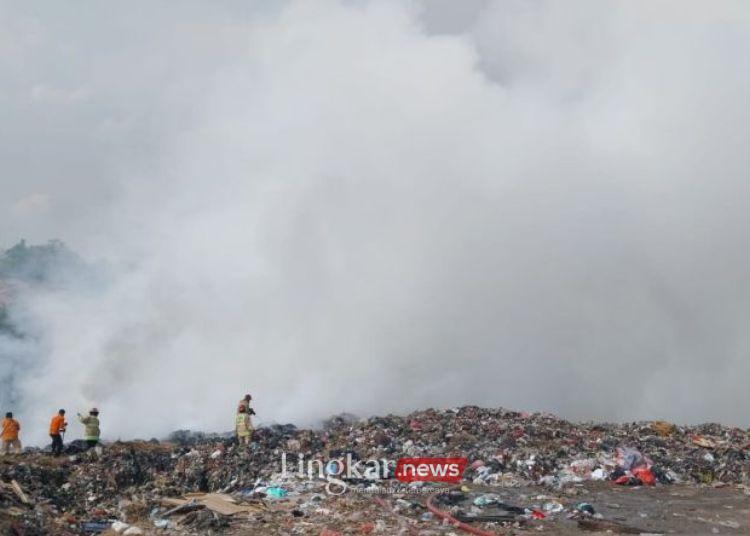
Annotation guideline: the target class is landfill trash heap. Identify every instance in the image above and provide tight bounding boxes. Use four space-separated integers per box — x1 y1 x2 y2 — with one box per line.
1 405 749 535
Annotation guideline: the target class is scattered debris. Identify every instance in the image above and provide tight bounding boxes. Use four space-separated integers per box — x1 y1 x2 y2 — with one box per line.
576 502 596 515
652 421 676 437
10 479 30 505
0 405 749 534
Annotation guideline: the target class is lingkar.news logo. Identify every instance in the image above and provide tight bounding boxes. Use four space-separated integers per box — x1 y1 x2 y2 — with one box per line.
282 453 467 494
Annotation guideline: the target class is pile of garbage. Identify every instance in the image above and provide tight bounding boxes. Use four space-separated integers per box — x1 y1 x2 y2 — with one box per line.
322 407 750 488
1 406 749 534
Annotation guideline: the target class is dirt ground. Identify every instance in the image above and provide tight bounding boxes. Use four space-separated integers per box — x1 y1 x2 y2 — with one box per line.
223 482 750 535
565 482 750 534
512 482 750 534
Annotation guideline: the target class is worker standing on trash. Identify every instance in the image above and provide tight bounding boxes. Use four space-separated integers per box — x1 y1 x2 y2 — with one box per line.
49 409 67 456
235 405 253 446
1 412 21 454
77 408 100 449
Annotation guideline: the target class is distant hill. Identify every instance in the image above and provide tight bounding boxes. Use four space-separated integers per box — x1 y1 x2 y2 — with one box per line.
0 239 85 283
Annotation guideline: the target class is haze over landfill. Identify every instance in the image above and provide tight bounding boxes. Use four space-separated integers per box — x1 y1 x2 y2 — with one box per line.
2 0 750 445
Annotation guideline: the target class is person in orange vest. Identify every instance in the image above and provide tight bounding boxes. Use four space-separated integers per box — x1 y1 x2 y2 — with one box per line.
1 412 21 454
49 409 67 456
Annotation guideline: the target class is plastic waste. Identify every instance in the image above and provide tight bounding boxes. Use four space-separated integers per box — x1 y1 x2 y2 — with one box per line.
569 458 596 476
632 467 656 486
591 468 607 480
543 501 564 513
82 521 110 533
576 503 596 515
266 487 288 499
473 494 499 506
111 521 130 533
616 447 652 471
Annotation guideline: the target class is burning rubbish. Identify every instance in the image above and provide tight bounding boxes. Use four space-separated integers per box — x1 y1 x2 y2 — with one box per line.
1 405 750 534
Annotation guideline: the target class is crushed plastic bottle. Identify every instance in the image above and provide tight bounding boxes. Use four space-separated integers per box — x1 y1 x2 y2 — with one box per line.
266 487 288 499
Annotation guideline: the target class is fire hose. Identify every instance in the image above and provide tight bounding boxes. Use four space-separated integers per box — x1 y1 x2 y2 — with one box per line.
424 492 498 536
371 493 498 536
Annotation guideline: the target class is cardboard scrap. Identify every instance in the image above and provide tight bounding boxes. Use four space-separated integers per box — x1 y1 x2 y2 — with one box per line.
161 497 190 507
161 493 263 516
163 500 205 517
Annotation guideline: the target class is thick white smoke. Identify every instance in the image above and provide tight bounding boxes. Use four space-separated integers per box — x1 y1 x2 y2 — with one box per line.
2 1 750 444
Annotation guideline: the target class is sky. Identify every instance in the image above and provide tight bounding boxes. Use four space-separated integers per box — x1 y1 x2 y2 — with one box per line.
1 0 750 444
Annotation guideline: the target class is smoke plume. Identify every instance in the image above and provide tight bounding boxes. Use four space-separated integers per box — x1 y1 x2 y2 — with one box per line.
2 0 750 444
